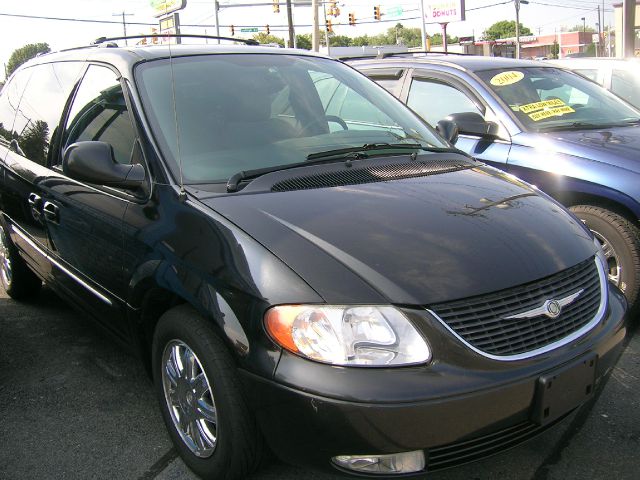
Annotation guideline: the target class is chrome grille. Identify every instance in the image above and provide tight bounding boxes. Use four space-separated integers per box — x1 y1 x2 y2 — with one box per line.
430 258 603 358
427 414 571 471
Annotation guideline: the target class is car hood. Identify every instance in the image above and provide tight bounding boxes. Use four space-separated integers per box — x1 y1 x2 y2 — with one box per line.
200 163 595 305
517 125 640 174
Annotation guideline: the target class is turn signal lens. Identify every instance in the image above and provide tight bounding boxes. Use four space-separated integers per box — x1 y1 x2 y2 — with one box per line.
264 305 430 366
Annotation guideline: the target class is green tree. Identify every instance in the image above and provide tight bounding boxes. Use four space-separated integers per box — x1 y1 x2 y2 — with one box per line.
482 21 532 41
6 43 50 77
329 35 352 47
352 34 371 46
564 24 596 33
551 40 560 59
295 34 311 50
430 33 459 46
252 33 284 47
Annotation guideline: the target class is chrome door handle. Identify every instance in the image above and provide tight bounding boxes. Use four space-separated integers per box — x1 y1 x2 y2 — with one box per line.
28 193 42 209
42 201 59 224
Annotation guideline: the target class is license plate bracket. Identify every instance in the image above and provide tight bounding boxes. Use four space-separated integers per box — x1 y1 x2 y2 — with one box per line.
531 353 597 426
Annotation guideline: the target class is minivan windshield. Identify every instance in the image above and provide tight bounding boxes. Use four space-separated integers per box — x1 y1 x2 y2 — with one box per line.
136 53 448 184
476 66 640 132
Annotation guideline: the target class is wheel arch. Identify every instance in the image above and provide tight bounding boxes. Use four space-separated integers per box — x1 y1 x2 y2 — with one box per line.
126 260 252 378
556 189 640 225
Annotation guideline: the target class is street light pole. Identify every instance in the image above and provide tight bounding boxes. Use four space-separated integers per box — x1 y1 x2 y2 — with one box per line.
581 17 585 33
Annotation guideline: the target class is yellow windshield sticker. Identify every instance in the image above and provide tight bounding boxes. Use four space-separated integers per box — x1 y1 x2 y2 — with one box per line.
528 106 575 121
490 71 524 87
520 98 566 114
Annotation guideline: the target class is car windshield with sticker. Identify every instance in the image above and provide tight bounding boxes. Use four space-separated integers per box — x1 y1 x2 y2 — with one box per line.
476 67 640 131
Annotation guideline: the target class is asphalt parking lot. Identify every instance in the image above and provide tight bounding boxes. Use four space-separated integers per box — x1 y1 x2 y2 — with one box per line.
0 287 638 480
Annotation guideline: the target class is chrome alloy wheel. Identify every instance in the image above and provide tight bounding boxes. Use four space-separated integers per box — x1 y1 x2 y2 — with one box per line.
592 229 622 288
0 228 12 289
161 340 218 458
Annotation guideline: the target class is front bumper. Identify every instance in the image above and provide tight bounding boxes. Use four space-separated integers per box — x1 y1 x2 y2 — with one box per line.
240 286 626 476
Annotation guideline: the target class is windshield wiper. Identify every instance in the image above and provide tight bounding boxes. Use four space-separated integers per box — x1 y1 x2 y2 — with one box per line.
539 121 624 132
226 156 354 192
226 143 460 193
306 143 453 161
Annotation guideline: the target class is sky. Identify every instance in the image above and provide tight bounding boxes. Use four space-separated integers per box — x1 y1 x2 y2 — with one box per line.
0 0 617 79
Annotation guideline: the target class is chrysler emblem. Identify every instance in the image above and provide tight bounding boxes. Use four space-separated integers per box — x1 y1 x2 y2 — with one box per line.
545 300 562 318
504 289 584 320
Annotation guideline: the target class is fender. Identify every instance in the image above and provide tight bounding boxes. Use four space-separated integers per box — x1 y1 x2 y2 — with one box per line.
507 164 640 221
124 209 323 379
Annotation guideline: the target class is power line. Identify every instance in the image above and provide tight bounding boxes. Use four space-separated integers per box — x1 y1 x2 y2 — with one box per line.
467 1 512 12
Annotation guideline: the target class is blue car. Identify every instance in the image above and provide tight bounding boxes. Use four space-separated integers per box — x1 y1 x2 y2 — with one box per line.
351 54 640 311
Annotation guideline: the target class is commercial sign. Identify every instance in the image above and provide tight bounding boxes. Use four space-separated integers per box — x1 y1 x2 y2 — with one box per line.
423 0 465 24
150 0 187 18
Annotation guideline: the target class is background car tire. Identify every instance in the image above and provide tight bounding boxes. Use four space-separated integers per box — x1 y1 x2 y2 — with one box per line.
570 205 640 312
0 220 42 300
152 304 264 480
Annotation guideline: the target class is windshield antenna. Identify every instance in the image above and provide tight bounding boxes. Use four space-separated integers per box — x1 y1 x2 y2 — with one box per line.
167 40 187 202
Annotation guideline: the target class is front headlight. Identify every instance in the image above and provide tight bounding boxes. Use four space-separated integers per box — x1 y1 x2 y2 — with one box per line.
264 305 431 366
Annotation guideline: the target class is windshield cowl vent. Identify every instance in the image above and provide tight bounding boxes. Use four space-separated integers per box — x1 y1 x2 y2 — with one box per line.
270 159 473 192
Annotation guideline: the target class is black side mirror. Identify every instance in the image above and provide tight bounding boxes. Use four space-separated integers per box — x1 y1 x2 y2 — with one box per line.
436 119 459 144
444 112 499 139
63 141 146 189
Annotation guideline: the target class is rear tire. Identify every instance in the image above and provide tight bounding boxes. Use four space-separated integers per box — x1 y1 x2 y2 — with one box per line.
0 220 42 300
152 304 264 480
570 205 640 311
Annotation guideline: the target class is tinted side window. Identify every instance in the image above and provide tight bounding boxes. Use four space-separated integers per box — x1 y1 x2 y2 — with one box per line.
407 79 483 126
611 69 640 109
0 69 32 149
64 65 136 165
374 78 402 96
11 62 83 166
574 69 599 83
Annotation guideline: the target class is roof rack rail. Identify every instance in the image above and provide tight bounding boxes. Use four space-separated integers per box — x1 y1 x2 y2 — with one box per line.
338 54 379 61
380 51 468 58
92 34 259 46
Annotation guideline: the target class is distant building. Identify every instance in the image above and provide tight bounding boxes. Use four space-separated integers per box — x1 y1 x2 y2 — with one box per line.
466 31 596 59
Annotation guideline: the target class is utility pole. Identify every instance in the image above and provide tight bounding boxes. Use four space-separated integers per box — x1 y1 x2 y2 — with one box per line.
420 0 427 51
214 1 221 43
312 0 319 52
623 0 636 57
113 11 133 45
286 0 295 48
597 5 602 56
514 0 528 59
322 0 330 56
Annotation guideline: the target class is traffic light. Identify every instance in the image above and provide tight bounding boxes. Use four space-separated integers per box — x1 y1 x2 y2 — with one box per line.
326 19 333 33
230 25 235 36
265 24 270 35
273 0 280 13
374 5 381 20
349 12 355 26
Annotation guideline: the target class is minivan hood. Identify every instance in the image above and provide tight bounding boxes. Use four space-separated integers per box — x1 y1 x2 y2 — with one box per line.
202 164 595 305
519 125 640 174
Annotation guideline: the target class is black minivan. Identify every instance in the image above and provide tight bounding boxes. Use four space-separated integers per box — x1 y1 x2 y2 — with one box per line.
0 41 626 478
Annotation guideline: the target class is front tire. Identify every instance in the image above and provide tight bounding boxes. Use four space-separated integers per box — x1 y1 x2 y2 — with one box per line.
0 221 42 300
570 205 640 311
152 304 264 479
